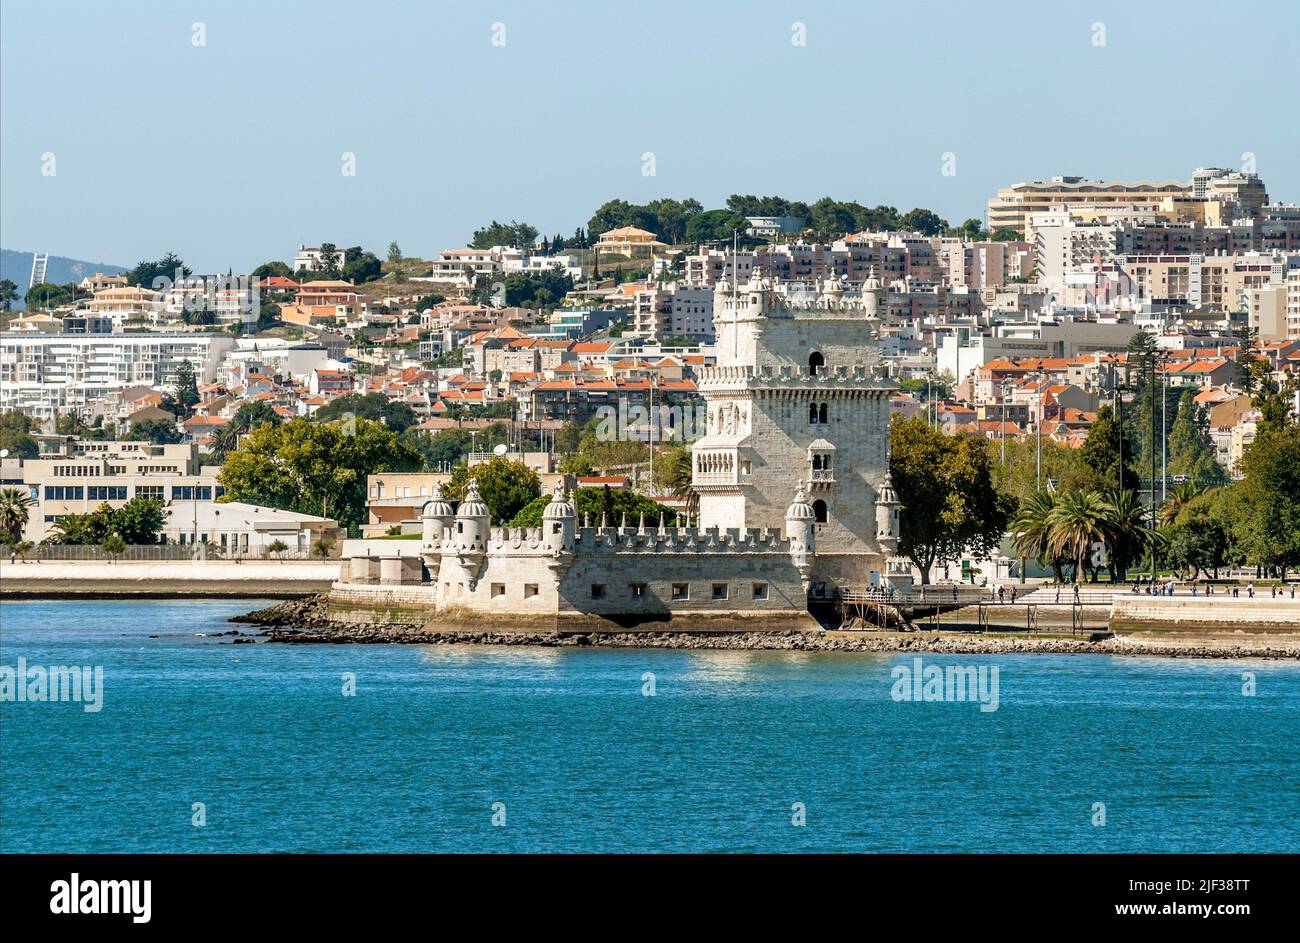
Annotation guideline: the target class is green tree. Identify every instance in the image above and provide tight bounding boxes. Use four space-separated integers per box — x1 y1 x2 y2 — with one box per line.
130 418 182 445
266 539 289 561
312 537 335 560
112 496 165 544
685 210 750 245
173 360 200 416
25 282 80 309
471 220 539 250
342 247 382 283
218 418 421 530
508 487 677 528
101 533 126 562
0 412 40 459
441 456 541 524
1165 494 1230 580
1230 423 1300 573
401 427 471 470
0 278 19 311
387 242 403 263
127 252 189 288
889 417 1014 583
1045 490 1110 583
1078 404 1139 492
1166 390 1225 483
1009 491 1064 583
313 243 340 278
314 392 416 433
252 260 292 279
898 208 948 236
1100 487 1157 583
0 487 35 542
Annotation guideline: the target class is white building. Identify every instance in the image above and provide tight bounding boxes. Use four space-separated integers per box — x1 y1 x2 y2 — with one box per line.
0 332 236 419
292 245 347 273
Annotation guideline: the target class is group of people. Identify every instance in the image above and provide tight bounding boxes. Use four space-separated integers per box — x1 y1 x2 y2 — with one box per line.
1131 578 1178 596
1127 579 1298 599
989 584 1021 605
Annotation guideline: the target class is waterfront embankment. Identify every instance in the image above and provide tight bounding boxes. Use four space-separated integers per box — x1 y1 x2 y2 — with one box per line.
0 560 340 597
235 594 1300 659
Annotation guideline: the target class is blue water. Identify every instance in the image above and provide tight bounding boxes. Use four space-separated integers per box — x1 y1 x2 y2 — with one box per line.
1 598 1298 853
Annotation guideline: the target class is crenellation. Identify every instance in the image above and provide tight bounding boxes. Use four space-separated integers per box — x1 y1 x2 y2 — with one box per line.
338 272 908 631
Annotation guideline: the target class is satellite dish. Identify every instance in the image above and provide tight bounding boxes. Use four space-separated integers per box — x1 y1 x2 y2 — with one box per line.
492 443 508 456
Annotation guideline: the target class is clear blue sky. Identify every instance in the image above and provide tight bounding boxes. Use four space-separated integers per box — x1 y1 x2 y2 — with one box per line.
2 0 1296 273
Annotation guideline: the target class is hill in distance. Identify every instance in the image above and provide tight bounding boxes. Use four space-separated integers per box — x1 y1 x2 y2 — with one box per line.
1 248 128 309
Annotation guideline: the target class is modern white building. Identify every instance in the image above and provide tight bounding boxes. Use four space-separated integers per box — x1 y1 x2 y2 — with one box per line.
0 332 236 418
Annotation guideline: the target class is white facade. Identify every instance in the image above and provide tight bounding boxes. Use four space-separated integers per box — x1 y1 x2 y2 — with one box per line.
0 333 235 418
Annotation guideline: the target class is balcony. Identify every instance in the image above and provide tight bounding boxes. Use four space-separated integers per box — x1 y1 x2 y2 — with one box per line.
693 449 739 487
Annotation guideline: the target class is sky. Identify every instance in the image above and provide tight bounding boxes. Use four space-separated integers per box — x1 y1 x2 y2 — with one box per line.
2 0 1297 274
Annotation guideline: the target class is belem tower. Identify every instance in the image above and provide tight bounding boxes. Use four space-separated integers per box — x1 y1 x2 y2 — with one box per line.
331 271 912 631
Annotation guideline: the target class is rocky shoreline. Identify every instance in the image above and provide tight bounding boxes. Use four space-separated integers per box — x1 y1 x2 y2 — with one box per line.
231 595 1300 660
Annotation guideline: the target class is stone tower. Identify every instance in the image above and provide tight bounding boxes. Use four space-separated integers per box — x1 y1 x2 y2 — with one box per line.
693 270 899 589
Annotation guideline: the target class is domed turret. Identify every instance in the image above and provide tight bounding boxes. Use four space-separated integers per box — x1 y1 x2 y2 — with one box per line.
454 479 490 556
784 483 815 590
862 265 882 318
542 480 576 555
421 483 454 547
785 483 815 523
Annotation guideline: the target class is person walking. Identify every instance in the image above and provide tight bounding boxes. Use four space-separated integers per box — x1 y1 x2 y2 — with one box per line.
1073 583 1081 605
1054 585 1061 604
997 585 1005 605
1010 586 1018 605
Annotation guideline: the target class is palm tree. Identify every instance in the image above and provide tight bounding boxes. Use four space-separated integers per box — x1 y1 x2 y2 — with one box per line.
12 540 34 562
661 447 698 526
1009 491 1063 583
266 539 289 562
312 537 335 560
0 487 34 543
1046 491 1110 583
1158 480 1203 526
1101 487 1160 582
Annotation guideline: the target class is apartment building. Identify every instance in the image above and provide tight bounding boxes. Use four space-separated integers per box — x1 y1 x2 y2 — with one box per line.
941 239 1034 290
631 284 714 340
989 175 1191 236
0 332 236 418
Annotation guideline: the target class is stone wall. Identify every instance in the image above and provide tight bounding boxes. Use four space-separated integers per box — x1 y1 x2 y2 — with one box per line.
1111 596 1300 630
0 560 339 597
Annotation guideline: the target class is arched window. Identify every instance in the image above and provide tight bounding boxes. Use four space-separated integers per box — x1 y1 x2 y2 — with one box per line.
812 454 823 470
818 403 828 424
808 351 824 376
812 499 828 523
809 403 819 424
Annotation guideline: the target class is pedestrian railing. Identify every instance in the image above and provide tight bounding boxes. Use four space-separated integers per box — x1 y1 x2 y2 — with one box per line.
7 544 334 563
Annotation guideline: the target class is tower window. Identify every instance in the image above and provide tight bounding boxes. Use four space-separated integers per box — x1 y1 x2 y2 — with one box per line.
812 500 828 523
809 403 819 424
818 403 828 424
808 351 824 376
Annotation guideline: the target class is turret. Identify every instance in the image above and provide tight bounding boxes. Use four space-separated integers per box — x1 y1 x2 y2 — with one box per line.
875 470 900 554
421 484 454 548
454 478 490 560
862 265 882 319
420 484 455 577
542 480 576 556
785 483 816 590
